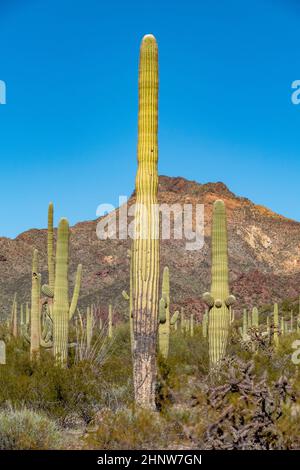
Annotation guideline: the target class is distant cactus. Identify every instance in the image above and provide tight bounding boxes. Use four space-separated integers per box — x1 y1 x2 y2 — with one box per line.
242 309 248 341
202 200 236 369
252 307 259 328
190 314 194 337
11 293 17 338
202 310 208 338
273 303 279 348
180 307 185 333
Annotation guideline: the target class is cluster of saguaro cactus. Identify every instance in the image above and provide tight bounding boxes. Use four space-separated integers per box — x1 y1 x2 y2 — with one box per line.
203 200 236 369
131 34 160 409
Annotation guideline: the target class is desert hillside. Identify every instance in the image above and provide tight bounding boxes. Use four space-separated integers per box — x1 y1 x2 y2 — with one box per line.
1 175 300 318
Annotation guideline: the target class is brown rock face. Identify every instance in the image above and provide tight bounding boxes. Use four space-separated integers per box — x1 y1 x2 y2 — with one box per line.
0 176 299 319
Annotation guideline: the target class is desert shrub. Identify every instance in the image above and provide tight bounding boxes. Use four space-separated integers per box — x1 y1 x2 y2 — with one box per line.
84 408 183 450
0 407 62 449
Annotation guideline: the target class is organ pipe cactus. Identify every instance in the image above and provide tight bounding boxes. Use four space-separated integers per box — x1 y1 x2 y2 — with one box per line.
52 218 82 365
131 34 160 409
202 200 236 369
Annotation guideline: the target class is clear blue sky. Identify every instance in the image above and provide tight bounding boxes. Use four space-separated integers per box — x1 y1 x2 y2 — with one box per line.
0 0 299 237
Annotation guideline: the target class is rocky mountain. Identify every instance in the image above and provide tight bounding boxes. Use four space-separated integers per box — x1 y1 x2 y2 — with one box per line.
1 175 300 320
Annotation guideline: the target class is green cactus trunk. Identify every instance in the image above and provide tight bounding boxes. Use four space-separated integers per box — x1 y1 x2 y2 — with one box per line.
131 34 160 409
52 218 82 366
206 200 234 369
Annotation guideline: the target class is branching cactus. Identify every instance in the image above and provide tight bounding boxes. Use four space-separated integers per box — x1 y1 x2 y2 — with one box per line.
273 303 279 348
131 34 160 409
52 218 82 366
202 200 236 369
158 267 170 359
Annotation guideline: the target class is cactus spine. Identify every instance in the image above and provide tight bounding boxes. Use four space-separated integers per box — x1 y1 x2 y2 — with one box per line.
131 34 159 409
52 218 82 366
158 267 170 359
203 200 235 369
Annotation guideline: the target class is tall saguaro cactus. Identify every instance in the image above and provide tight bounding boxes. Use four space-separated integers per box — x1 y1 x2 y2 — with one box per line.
131 34 160 409
203 200 235 369
52 218 82 366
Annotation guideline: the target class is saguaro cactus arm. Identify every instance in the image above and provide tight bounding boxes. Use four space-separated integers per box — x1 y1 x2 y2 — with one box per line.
69 264 82 320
